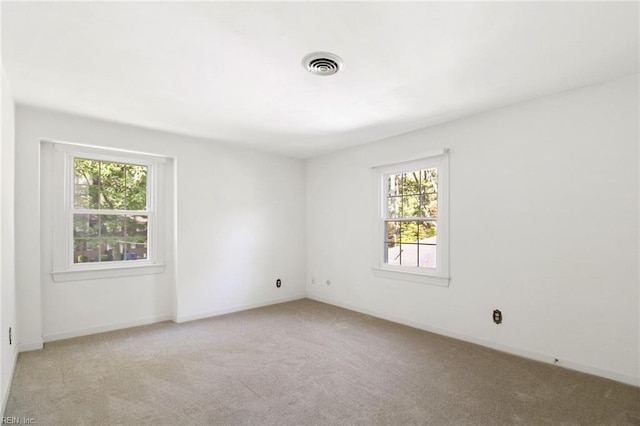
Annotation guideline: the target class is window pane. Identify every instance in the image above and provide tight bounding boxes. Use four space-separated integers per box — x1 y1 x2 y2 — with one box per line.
74 159 148 212
421 190 438 218
74 159 100 185
124 215 148 260
125 164 147 211
418 244 437 269
73 214 99 237
74 159 101 208
100 184 126 210
387 197 402 219
403 171 420 195
125 215 148 240
401 195 421 218
419 221 437 268
101 215 125 238
101 161 125 209
420 196 437 218
399 243 418 267
95 238 108 262
400 221 419 243
124 242 147 261
100 239 123 261
386 241 421 267
419 221 437 241
420 168 438 218
126 189 147 211
399 173 408 195
126 164 147 191
74 184 101 209
385 221 401 246
385 242 401 266
100 161 126 190
387 173 402 197
74 239 99 263
420 168 438 189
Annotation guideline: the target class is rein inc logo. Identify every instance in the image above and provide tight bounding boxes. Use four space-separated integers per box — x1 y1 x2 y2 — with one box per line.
1 418 34 424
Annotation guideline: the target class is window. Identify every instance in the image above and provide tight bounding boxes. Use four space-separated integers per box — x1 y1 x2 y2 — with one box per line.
373 149 449 286
72 158 149 264
50 142 165 281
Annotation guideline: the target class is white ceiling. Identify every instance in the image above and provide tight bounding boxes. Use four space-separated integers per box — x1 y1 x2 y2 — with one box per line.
2 1 638 158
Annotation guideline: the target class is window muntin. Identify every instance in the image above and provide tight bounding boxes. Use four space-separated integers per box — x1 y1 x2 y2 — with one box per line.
71 158 150 264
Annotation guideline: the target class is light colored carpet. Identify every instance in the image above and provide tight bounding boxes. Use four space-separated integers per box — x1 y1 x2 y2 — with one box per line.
6 299 640 425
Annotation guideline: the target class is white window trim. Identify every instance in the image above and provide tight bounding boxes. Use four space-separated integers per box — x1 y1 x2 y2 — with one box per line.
49 141 166 282
371 148 450 287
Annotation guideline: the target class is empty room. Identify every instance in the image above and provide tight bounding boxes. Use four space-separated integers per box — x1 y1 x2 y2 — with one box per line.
1 1 639 424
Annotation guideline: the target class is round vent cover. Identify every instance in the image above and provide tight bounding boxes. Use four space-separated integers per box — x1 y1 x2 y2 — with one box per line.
302 52 343 76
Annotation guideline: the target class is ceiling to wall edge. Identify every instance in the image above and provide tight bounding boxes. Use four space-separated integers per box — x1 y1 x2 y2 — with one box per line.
8 71 639 161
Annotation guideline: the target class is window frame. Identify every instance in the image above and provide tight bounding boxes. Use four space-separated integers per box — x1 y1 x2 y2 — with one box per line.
372 149 450 287
50 142 165 282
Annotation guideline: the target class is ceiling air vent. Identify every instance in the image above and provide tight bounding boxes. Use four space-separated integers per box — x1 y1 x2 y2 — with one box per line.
302 52 343 76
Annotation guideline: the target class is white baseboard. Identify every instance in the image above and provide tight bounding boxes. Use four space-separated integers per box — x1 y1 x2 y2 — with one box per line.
42 315 174 343
308 295 640 387
35 294 307 343
2 346 18 416
18 341 43 352
176 294 307 323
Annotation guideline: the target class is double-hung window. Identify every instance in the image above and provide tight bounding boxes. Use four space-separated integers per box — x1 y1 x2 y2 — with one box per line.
373 149 450 286
72 157 150 264
50 142 165 281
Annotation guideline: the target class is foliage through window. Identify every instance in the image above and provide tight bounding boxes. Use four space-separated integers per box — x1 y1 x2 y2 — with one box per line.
374 150 449 285
72 158 149 264
385 168 438 268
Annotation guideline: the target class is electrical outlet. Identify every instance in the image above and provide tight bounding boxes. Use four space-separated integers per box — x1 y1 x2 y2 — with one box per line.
493 309 502 324
276 278 282 288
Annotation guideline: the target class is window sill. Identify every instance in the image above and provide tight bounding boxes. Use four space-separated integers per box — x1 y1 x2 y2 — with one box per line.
52 263 165 282
372 267 450 287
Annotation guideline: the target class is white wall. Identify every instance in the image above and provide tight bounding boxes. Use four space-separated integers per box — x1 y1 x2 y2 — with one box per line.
1 66 18 413
15 106 306 347
307 74 640 385
173 141 307 322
